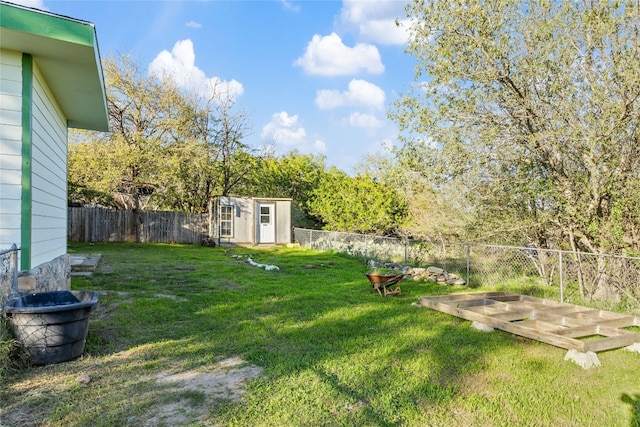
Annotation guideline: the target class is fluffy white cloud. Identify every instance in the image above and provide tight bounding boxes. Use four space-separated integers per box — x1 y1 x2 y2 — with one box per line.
339 0 410 45
148 39 243 101
294 32 384 76
346 112 383 129
261 112 326 154
315 79 385 110
185 20 202 29
261 111 306 145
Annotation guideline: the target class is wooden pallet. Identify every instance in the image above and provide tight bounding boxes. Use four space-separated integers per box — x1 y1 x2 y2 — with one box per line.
417 292 640 353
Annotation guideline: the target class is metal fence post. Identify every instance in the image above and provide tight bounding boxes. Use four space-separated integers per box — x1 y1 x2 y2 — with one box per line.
291 227 640 307
365 238 368 261
10 243 19 298
404 239 408 264
559 251 564 303
11 243 18 297
0 244 20 305
466 244 471 286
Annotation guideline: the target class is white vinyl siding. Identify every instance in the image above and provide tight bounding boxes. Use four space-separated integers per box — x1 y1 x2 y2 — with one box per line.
0 49 23 250
29 62 68 267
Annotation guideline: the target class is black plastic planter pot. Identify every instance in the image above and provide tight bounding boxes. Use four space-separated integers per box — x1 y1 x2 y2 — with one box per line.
3 290 98 365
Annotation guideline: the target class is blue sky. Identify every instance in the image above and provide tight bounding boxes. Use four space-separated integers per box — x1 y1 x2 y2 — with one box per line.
15 0 418 173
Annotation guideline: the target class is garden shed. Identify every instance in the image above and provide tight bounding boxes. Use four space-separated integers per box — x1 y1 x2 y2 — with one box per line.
0 2 109 292
209 196 292 245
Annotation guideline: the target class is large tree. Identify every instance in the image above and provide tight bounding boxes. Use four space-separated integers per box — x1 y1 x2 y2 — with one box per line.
208 98 261 197
243 151 328 228
69 54 203 212
69 53 262 214
158 93 259 212
356 152 473 241
393 0 640 256
308 169 408 235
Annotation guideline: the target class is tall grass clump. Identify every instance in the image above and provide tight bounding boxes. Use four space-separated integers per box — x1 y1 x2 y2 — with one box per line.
0 316 27 381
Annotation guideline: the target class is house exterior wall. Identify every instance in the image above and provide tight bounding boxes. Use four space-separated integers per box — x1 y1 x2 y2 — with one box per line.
0 49 23 253
1 3 108 296
30 61 68 268
0 51 70 292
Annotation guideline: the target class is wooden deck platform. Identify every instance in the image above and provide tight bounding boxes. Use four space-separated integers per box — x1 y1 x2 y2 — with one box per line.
417 292 640 353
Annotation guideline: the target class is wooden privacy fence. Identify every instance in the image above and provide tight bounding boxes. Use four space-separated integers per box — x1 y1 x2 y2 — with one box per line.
68 207 208 244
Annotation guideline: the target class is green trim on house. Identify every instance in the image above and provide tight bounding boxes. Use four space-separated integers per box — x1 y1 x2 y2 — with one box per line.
21 53 32 270
0 1 109 132
0 2 95 47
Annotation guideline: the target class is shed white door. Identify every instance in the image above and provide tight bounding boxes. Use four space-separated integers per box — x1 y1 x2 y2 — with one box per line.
257 203 275 243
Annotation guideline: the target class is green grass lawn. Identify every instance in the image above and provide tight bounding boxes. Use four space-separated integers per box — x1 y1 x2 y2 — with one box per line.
2 243 639 426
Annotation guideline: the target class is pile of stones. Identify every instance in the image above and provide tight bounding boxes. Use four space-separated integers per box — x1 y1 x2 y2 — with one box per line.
405 266 466 285
367 260 466 286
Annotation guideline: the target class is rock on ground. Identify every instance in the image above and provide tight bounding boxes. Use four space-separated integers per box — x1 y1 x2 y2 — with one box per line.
564 349 601 369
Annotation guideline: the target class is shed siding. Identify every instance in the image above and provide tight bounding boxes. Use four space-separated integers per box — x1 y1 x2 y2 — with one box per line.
236 197 254 243
29 62 68 267
217 196 253 244
0 49 22 250
275 199 292 244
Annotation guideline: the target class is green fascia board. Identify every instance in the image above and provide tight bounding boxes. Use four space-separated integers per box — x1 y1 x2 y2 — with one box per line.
0 1 109 132
0 2 95 47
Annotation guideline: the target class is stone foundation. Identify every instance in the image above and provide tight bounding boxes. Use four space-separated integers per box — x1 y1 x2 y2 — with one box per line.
18 254 70 294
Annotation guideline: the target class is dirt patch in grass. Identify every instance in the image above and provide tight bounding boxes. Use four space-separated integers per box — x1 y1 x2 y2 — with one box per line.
144 357 263 426
2 355 263 427
91 291 132 321
154 293 188 302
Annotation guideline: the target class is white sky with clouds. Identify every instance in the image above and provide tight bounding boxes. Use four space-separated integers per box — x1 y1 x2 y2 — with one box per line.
12 0 417 173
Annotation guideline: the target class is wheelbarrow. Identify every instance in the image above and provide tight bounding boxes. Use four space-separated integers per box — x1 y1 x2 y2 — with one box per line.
365 273 405 296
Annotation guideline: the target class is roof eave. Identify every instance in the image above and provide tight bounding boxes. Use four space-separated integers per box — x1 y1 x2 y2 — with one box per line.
0 1 109 132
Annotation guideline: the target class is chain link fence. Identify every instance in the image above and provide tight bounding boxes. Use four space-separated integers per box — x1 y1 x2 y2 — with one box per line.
0 244 20 308
293 228 640 307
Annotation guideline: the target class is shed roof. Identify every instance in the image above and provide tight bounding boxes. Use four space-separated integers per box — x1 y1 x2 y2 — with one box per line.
0 1 109 131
